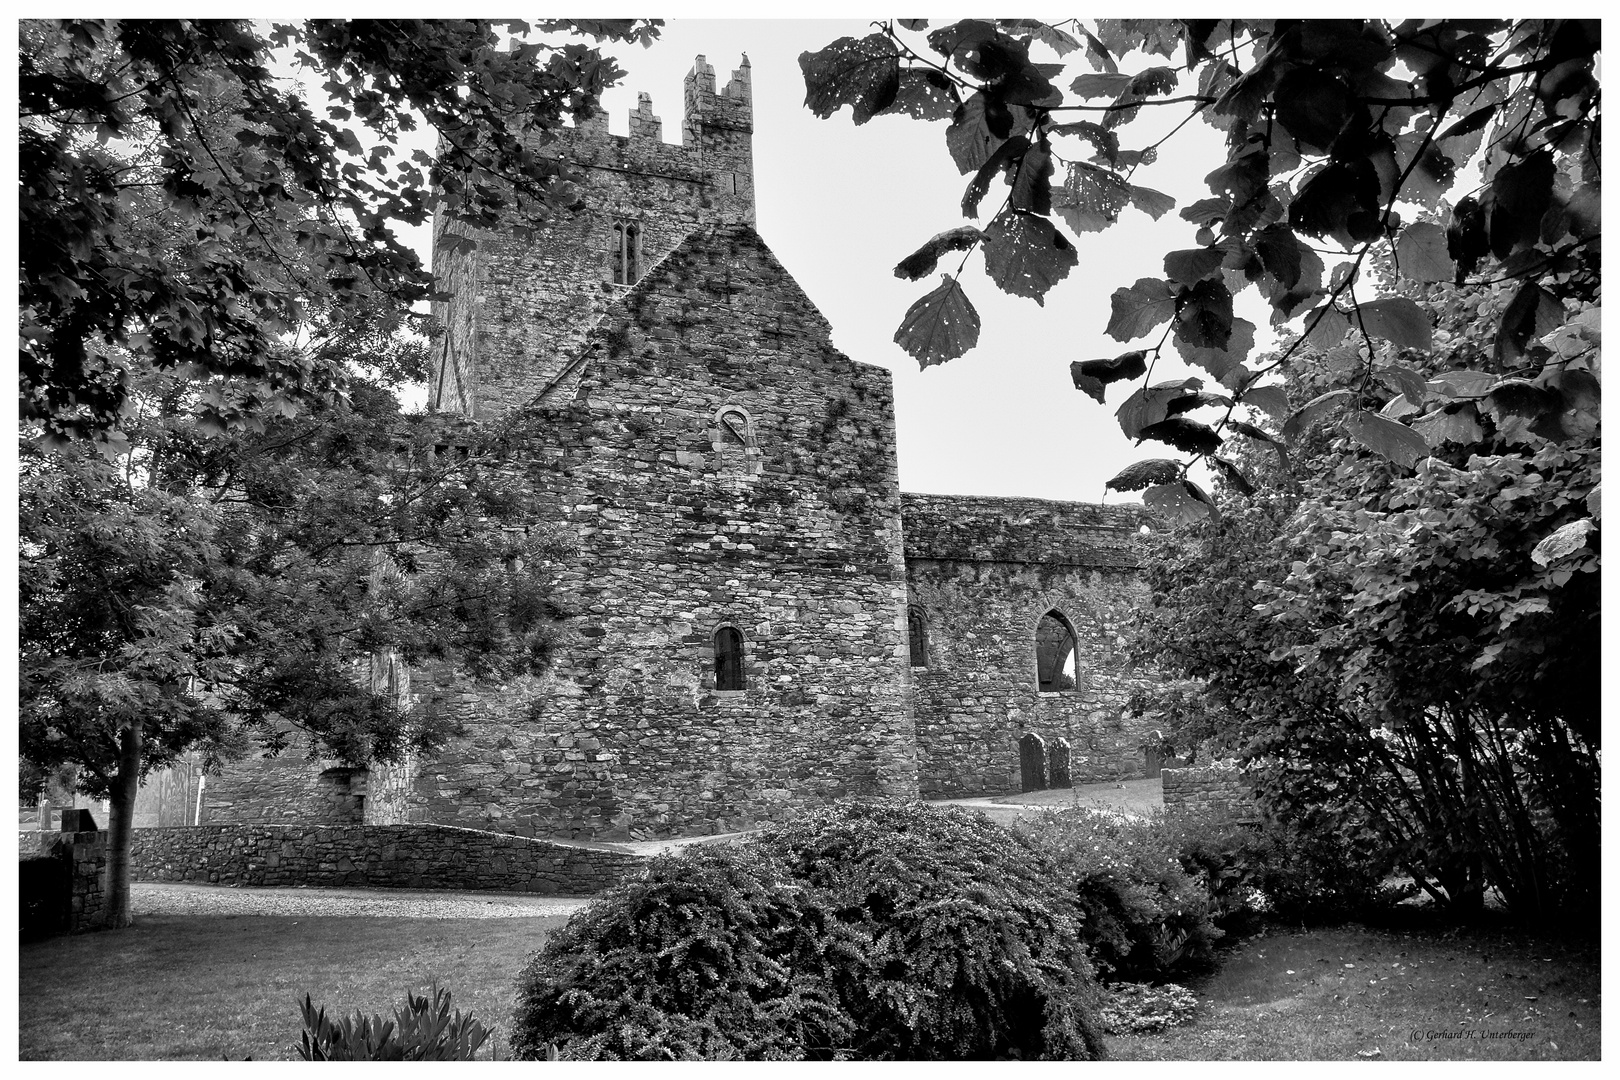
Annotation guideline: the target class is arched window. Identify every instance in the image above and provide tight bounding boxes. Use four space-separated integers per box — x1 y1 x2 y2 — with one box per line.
1036 609 1078 692
610 220 642 285
907 605 928 668
714 626 745 690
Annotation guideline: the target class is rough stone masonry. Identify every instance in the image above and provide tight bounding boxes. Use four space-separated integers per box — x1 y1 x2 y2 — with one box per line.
191 55 1162 843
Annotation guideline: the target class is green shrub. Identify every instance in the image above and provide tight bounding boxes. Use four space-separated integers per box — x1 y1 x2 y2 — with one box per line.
297 985 490 1060
1026 808 1222 980
754 801 1107 1061
1099 982 1198 1035
1165 810 1393 924
512 802 1108 1061
511 845 857 1060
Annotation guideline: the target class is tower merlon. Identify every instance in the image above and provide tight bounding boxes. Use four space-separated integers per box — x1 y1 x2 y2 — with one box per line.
628 91 662 141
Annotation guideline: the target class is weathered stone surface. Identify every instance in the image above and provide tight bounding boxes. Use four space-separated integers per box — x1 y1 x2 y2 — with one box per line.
128 824 643 896
187 54 1169 845
905 495 1160 796
1161 764 1257 819
1049 738 1072 789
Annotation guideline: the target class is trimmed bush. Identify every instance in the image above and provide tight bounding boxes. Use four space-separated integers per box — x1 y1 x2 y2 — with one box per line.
757 802 1107 1061
1026 808 1222 980
511 845 854 1060
512 802 1107 1061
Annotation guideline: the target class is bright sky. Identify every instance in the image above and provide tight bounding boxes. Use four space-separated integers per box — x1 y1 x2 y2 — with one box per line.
373 19 1276 504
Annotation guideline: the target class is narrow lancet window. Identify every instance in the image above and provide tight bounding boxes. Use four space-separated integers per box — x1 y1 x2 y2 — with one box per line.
715 626 745 690
1036 609 1078 692
611 220 642 285
907 605 928 667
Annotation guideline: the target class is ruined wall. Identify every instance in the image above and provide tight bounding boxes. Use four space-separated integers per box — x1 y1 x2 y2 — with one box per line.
431 56 754 419
1161 763 1259 819
130 824 644 897
408 223 918 841
903 495 1158 797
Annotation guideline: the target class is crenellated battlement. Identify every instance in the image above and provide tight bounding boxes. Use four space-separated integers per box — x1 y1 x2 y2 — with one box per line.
429 55 756 419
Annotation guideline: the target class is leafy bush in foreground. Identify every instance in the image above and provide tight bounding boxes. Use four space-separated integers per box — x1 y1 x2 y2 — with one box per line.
297 985 490 1060
512 803 1107 1061
1027 808 1222 980
757 802 1107 1061
511 846 856 1060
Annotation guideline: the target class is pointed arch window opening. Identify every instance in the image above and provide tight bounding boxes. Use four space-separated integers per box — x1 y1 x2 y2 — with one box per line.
611 220 642 285
714 626 746 691
907 605 928 668
1036 609 1078 693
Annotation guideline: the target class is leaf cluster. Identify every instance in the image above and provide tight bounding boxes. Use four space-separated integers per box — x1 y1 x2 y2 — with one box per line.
801 18 1599 511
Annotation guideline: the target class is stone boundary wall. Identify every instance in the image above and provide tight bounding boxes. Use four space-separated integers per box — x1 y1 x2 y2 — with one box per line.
129 824 646 897
1160 764 1258 819
28 829 110 933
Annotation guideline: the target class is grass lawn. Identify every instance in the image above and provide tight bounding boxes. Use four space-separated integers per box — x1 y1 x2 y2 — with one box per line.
1112 916 1601 1060
20 905 1599 1061
18 913 568 1060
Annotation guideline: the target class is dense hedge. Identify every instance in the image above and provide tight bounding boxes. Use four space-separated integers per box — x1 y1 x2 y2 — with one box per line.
512 803 1106 1061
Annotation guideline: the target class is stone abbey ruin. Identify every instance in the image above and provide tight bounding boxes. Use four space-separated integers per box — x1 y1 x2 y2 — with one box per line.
164 57 1161 842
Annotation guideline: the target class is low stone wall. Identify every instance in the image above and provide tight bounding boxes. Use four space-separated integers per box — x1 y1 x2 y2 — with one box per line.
1160 764 1258 820
26 828 110 934
129 823 645 896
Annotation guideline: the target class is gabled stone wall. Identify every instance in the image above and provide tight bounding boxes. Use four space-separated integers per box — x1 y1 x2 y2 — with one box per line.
902 495 1159 797
407 224 918 841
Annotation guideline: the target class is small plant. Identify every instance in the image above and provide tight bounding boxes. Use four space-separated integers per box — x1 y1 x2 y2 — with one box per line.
1099 982 1198 1035
297 985 491 1061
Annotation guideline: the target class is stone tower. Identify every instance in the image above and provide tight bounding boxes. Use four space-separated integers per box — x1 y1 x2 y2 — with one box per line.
429 55 755 418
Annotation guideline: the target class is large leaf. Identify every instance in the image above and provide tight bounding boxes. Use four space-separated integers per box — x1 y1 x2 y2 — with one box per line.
1375 363 1429 405
946 92 1016 174
1242 384 1290 420
1106 277 1177 342
1346 409 1430 468
879 68 961 121
1175 315 1254 381
1008 140 1054 214
1530 518 1596 567
894 275 981 368
1394 222 1457 284
1357 297 1433 351
1137 417 1223 455
961 135 1030 218
1054 161 1131 234
1116 376 1203 439
893 226 984 281
1412 403 1485 446
1142 480 1214 524
1071 350 1147 404
1071 72 1133 98
1427 369 1497 398
982 210 1076 304
1105 458 1181 492
1175 278 1233 351
1302 303 1351 351
1274 67 1354 154
800 35 901 125
1129 185 1176 220
1282 388 1355 442
1209 455 1255 496
1164 246 1227 287
1493 280 1565 369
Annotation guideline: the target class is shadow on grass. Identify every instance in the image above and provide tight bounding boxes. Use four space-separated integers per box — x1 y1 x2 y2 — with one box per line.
19 913 569 1061
1112 912 1600 1060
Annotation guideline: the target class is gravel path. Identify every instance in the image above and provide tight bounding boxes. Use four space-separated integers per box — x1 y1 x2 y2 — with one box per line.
133 881 594 919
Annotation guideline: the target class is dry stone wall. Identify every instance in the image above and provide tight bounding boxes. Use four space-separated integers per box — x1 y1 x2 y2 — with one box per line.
1160 763 1258 819
129 823 645 896
904 495 1159 797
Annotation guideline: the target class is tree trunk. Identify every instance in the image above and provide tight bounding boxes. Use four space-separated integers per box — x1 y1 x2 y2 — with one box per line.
104 719 144 930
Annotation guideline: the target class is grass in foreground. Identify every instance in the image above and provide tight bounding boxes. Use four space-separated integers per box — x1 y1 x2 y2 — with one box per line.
18 914 568 1060
19 906 1599 1061
1113 916 1600 1060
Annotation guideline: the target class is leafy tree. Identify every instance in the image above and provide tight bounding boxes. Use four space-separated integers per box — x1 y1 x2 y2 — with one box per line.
802 17 1600 921
20 17 659 450
17 17 658 927
19 380 569 927
800 19 1598 513
1128 274 1598 920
